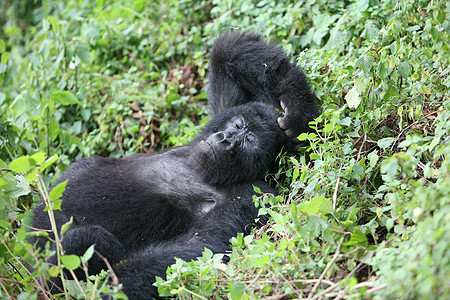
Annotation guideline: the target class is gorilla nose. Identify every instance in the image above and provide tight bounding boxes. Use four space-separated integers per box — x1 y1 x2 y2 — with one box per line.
213 131 239 152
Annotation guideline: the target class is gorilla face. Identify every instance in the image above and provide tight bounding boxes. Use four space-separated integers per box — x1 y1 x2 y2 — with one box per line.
189 102 288 185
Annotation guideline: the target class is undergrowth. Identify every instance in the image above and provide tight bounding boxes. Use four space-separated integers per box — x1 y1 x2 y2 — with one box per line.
0 0 448 299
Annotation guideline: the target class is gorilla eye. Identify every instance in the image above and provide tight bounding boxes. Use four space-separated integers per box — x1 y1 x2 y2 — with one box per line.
235 119 244 129
246 134 255 144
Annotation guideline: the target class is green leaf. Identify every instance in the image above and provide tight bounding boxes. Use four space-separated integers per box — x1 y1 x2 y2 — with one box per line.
9 156 32 173
41 154 59 172
0 39 5 53
345 85 361 109
299 196 333 215
377 61 391 80
383 84 399 101
229 282 246 300
75 45 90 64
31 152 46 166
82 244 96 263
381 156 399 182
49 180 68 201
60 255 81 270
368 151 379 167
50 91 79 105
377 137 395 149
343 227 368 248
60 217 73 235
398 61 411 78
49 266 60 277
253 185 262 194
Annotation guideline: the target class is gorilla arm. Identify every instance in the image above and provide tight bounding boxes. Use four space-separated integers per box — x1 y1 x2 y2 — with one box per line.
208 31 320 146
111 182 274 300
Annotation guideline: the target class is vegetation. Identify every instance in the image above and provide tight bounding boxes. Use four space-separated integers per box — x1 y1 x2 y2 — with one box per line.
0 0 448 299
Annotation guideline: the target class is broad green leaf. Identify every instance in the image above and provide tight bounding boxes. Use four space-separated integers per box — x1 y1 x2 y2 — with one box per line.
229 282 246 300
368 151 379 167
377 137 395 149
398 61 411 78
383 84 399 101
381 156 399 182
41 154 59 172
377 61 391 80
343 227 368 248
60 255 81 270
31 151 46 166
345 85 361 109
75 45 90 64
50 91 79 105
9 156 32 173
49 266 60 277
299 196 333 215
49 180 68 201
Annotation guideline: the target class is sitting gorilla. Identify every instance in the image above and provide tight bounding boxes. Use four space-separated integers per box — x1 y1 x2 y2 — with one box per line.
29 31 319 299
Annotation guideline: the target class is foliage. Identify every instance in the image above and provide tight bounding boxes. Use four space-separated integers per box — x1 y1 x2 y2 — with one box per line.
0 0 448 299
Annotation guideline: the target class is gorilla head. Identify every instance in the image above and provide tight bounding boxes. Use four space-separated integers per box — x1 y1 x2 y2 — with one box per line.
188 102 289 186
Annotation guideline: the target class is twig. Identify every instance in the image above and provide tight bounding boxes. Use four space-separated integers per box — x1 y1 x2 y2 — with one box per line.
35 177 68 296
390 110 440 151
95 250 119 286
68 269 88 299
308 235 345 299
332 167 342 211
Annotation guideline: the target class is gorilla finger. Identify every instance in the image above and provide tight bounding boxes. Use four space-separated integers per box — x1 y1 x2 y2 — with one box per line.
277 116 288 130
280 100 287 112
284 128 297 138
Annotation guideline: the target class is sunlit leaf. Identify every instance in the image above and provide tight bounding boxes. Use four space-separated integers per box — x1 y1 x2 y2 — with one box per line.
61 255 81 270
50 91 79 105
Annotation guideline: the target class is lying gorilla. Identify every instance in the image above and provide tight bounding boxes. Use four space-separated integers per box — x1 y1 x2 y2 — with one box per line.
29 32 319 299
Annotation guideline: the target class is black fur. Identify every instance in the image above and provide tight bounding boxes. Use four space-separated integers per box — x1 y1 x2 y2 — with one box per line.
29 32 319 299
208 31 319 145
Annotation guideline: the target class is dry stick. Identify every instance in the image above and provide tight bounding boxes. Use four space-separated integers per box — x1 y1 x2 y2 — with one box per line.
390 110 440 152
0 280 11 298
366 283 388 294
67 269 88 299
332 164 343 211
308 235 345 300
356 132 367 161
323 281 382 299
95 250 119 286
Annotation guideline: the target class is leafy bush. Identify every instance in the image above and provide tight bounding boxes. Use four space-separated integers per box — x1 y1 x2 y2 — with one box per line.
0 0 448 299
